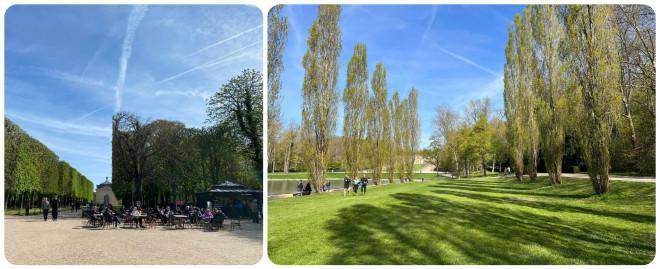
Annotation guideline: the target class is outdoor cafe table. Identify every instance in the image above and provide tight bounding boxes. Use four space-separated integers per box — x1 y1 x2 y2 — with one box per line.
173 215 188 229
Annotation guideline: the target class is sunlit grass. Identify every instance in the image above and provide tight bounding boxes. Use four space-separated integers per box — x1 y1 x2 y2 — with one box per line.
268 176 655 265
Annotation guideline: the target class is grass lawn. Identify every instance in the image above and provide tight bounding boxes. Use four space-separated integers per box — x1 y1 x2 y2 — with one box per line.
268 172 450 180
268 176 655 265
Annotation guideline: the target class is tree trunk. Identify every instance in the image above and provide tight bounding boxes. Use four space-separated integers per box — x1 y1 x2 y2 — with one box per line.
546 153 563 185
591 170 609 195
18 192 24 216
492 152 496 174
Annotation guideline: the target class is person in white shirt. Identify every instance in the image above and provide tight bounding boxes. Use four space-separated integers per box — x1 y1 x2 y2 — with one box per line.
131 206 145 228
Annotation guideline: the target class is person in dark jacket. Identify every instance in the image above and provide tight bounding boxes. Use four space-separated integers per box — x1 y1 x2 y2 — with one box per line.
343 175 351 197
41 197 49 221
302 182 312 196
51 195 59 221
296 180 304 193
360 177 368 194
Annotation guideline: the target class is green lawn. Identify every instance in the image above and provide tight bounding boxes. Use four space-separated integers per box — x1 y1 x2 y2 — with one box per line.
268 172 450 180
268 176 655 265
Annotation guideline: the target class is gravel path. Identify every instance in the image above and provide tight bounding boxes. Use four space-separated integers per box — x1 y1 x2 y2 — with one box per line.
4 212 262 265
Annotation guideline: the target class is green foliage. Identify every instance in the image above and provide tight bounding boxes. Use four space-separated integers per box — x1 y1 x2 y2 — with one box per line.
342 44 369 178
565 5 623 194
366 63 390 184
300 5 342 191
4 117 94 208
207 69 263 179
267 5 289 172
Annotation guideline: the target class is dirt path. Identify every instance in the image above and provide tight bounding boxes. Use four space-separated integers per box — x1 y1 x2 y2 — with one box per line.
4 214 262 265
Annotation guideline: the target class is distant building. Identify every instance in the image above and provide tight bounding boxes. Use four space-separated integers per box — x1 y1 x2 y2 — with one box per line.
93 178 119 206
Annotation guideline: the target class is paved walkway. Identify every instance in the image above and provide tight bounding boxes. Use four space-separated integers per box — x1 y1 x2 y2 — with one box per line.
537 173 655 183
4 214 262 265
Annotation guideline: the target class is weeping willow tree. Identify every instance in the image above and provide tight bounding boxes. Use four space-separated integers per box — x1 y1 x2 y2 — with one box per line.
300 5 341 192
342 44 369 179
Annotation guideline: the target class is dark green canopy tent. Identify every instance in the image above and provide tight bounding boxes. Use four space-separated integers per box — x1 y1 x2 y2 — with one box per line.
195 181 262 218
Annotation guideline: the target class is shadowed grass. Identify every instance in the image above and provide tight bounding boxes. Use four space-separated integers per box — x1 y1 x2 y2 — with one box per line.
268 177 655 265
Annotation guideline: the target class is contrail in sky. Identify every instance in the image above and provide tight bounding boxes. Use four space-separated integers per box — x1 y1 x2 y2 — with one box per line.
437 46 501 77
187 24 262 57
114 5 148 113
152 40 261 86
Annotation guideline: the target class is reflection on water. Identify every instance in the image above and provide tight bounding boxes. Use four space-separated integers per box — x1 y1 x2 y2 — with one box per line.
268 178 409 196
268 179 345 196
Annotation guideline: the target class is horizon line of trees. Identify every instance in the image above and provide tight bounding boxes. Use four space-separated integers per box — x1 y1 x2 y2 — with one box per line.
112 69 263 208
5 118 94 214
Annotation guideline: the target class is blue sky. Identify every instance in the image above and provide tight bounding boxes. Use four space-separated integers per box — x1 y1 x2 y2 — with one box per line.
5 5 262 188
279 5 524 148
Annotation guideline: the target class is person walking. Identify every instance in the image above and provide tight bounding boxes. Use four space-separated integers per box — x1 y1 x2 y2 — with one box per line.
51 195 59 221
352 177 360 195
360 176 368 195
343 175 351 197
41 197 50 222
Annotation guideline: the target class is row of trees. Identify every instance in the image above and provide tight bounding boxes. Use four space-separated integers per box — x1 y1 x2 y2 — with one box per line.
112 69 263 207
342 45 421 185
267 5 421 190
5 118 94 213
428 98 508 179
503 5 654 194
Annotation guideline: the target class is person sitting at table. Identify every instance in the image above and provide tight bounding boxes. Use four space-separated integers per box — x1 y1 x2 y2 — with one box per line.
188 208 198 224
110 208 121 228
131 206 145 228
211 208 225 229
202 208 214 222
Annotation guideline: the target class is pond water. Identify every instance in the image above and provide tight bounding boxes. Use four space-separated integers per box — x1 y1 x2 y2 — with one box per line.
267 178 414 196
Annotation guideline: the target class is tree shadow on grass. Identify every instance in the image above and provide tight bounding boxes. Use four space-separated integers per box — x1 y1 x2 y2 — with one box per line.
437 181 593 199
324 191 654 265
430 185 655 223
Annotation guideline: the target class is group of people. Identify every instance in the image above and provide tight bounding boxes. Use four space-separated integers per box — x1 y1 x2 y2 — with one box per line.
343 175 368 196
294 175 370 197
40 196 60 221
88 203 235 229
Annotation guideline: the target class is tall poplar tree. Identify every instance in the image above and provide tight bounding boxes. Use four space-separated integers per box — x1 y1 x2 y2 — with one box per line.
566 5 622 194
504 21 525 182
300 5 342 191
531 5 568 185
403 88 420 179
367 63 389 185
267 5 288 173
342 44 369 179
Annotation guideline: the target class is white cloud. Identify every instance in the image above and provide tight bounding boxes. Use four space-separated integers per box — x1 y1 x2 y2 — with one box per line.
115 5 149 113
154 89 213 100
6 111 111 138
17 66 111 89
